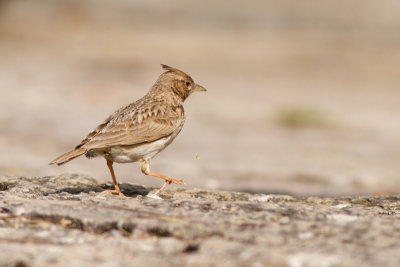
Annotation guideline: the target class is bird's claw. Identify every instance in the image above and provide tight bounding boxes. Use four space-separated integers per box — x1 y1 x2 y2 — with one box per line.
167 177 184 185
102 189 126 197
154 178 185 195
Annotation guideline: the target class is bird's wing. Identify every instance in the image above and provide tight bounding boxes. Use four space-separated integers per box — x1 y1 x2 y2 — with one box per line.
80 107 183 149
75 116 112 149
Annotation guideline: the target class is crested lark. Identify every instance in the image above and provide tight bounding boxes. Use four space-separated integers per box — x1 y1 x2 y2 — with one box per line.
50 64 206 196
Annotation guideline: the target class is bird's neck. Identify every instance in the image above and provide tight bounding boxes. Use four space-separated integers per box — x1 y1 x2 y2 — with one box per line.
146 89 184 107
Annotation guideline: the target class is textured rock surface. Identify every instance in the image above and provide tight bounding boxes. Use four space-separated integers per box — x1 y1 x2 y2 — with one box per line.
0 174 399 267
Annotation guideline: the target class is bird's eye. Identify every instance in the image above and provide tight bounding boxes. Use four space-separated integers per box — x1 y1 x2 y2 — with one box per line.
185 82 190 87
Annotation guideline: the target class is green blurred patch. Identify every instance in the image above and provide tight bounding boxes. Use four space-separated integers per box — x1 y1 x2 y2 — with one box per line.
276 107 328 128
289 173 329 185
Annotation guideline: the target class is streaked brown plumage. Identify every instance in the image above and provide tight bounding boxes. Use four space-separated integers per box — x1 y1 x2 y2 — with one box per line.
50 64 206 196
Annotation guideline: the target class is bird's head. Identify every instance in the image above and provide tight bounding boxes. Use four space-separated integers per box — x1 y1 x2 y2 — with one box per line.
154 64 206 102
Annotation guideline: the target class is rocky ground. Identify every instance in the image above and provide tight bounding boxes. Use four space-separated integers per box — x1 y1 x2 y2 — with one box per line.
0 175 399 267
1 0 400 196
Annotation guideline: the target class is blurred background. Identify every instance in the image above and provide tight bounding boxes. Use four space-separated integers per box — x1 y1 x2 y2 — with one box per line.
0 0 399 196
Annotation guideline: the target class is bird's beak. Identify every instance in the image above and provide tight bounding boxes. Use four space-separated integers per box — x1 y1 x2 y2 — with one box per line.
193 84 207 92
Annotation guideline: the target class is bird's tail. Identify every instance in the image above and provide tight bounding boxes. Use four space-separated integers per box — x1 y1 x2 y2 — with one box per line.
49 147 87 166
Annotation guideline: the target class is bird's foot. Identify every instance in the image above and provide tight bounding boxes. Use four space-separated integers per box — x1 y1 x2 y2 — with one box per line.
154 178 184 195
102 189 126 197
165 177 185 185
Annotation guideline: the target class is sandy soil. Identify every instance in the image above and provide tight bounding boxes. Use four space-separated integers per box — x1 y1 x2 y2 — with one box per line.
0 0 400 196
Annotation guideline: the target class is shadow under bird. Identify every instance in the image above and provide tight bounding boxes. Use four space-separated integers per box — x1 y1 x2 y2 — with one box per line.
50 64 206 196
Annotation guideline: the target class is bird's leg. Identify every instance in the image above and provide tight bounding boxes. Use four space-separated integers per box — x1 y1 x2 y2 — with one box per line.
104 159 125 196
141 160 184 193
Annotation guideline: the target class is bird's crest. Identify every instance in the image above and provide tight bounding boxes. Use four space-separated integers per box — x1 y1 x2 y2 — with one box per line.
161 64 188 77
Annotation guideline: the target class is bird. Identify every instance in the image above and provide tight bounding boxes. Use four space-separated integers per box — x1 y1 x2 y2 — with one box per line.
49 64 206 196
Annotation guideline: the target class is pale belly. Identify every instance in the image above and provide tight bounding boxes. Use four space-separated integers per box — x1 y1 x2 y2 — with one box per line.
106 136 173 163
101 125 182 163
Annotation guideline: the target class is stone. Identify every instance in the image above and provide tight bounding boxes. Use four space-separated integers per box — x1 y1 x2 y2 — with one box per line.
0 174 399 266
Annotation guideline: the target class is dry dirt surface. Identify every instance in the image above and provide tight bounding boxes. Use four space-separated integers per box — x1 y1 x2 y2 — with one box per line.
0 174 399 267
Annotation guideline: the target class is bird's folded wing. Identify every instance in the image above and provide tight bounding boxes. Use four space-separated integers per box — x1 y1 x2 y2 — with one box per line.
81 113 181 149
